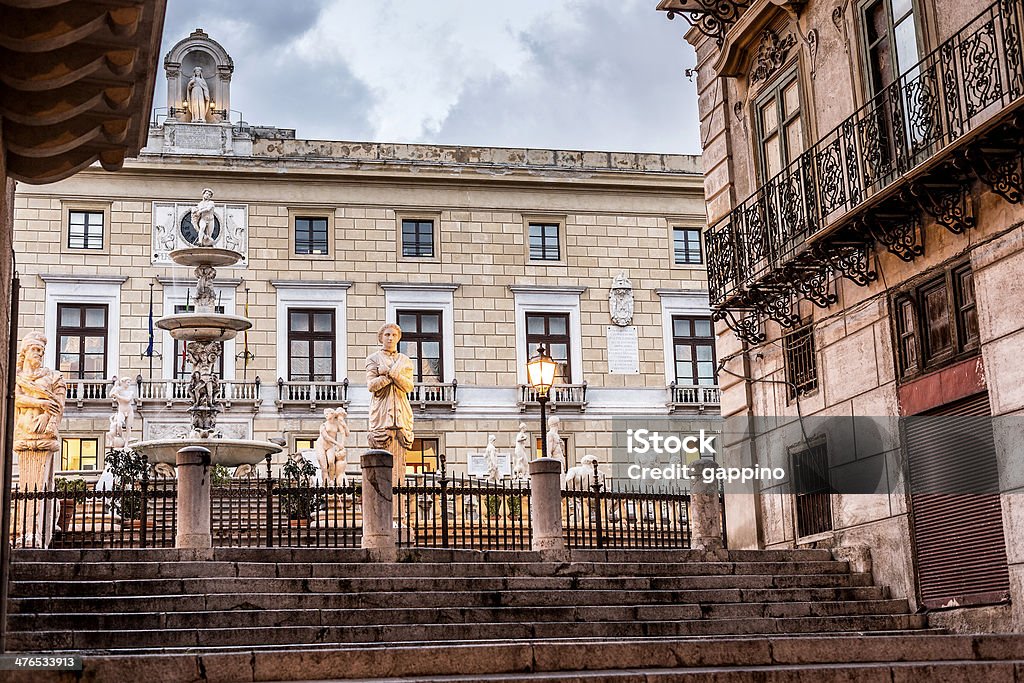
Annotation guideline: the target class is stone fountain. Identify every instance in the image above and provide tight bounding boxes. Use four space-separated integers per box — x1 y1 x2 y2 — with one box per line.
133 189 281 548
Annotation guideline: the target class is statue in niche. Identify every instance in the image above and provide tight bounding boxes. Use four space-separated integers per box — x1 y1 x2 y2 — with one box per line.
186 66 211 123
512 423 531 480
483 434 499 482
365 323 415 498
190 188 217 247
315 407 349 484
546 415 566 469
108 376 137 447
609 271 634 327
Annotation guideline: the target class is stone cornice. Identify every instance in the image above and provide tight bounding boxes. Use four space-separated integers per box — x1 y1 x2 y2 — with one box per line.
378 282 461 292
270 280 353 290
508 285 587 295
39 274 128 285
157 276 241 288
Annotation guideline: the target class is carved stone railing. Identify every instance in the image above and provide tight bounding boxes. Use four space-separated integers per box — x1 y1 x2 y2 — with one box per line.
136 377 261 410
668 383 721 412
518 382 588 412
707 0 1024 338
275 378 350 411
64 379 113 407
408 381 457 411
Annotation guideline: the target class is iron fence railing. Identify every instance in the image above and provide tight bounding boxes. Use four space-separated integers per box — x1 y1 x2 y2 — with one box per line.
562 479 692 549
707 0 1024 307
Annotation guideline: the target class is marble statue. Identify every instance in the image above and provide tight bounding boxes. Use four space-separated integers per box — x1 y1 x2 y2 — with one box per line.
107 376 136 447
365 323 415 493
484 434 499 482
186 66 211 123
154 462 177 479
564 454 606 490
609 271 634 326
233 463 254 479
315 407 349 484
512 423 530 480
190 188 217 247
546 415 565 467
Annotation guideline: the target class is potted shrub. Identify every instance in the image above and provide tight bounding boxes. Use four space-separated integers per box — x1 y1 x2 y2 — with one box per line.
485 494 503 519
505 494 523 521
55 477 88 532
104 448 148 526
281 457 321 526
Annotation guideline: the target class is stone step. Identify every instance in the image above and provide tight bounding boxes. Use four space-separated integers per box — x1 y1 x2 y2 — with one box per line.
9 585 890 614
8 559 853 580
8 572 873 597
9 599 911 631
8 614 929 651
7 633 1021 683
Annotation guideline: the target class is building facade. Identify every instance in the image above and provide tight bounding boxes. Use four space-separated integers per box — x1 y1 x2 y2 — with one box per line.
663 0 1024 630
12 31 714 483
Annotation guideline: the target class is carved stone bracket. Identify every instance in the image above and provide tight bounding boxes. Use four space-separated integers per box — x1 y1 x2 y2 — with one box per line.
865 215 923 262
749 29 798 85
908 182 976 234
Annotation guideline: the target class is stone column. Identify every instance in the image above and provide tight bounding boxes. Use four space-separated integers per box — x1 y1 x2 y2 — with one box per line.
361 450 396 560
529 457 565 555
690 456 724 551
175 446 212 549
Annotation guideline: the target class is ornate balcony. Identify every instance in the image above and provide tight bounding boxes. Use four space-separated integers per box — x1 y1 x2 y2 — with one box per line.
64 380 113 407
136 377 262 411
408 381 458 411
706 0 1024 342
667 383 721 413
275 378 350 412
656 0 755 46
518 382 588 412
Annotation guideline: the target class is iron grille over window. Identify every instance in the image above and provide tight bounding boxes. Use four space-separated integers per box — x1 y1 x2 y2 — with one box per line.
783 322 817 399
673 228 703 264
793 443 833 537
287 309 335 381
672 316 716 385
401 219 435 258
294 217 328 255
68 210 103 250
397 310 443 382
57 304 108 379
528 223 560 261
525 312 571 383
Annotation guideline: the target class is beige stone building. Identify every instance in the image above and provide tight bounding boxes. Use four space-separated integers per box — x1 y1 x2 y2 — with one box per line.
663 0 1024 630
12 30 713 482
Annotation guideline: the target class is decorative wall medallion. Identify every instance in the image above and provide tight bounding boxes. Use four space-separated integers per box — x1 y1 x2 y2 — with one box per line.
749 29 797 86
152 201 248 264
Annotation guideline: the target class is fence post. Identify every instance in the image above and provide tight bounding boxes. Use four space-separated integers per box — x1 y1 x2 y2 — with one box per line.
690 455 724 551
439 454 449 548
140 470 150 549
529 457 565 557
591 459 603 549
361 450 397 561
265 454 274 548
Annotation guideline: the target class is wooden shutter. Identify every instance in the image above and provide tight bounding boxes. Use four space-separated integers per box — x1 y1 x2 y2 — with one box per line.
905 392 1010 608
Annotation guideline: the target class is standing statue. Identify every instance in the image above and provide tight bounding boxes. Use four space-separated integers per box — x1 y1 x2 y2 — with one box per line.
14 333 66 546
186 66 211 123
190 188 217 247
513 423 531 480
315 407 349 484
483 434 499 482
108 376 136 446
365 323 415 501
547 415 566 469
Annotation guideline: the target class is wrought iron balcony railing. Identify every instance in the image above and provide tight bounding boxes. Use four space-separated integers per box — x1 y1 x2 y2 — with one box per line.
707 0 1024 324
275 378 350 411
667 383 721 412
408 381 458 411
518 382 588 412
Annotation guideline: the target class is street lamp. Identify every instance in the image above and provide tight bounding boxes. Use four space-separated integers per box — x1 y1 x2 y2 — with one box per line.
526 343 557 459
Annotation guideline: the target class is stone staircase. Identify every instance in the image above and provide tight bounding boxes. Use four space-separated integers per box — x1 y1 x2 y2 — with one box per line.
5 547 1023 681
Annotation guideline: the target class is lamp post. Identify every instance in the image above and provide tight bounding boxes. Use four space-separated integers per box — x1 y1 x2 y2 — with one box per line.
526 343 557 459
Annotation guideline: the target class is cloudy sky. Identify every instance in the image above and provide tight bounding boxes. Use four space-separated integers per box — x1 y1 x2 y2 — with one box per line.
157 0 700 154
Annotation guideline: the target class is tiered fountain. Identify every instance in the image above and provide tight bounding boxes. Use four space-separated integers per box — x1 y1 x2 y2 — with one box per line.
134 190 281 548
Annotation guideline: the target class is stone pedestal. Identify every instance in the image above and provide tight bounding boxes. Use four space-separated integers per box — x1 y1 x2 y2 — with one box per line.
690 456 724 551
529 458 566 554
15 449 57 547
175 446 212 549
361 450 396 559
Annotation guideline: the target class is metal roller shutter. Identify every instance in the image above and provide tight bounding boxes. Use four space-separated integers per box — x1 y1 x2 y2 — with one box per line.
905 393 1010 608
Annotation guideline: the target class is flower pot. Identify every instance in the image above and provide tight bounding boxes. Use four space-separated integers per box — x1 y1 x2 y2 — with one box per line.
289 518 309 528
57 499 77 532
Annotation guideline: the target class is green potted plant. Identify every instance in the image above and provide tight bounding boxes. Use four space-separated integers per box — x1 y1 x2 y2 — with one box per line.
105 448 148 525
505 494 523 520
485 494 503 519
55 477 88 532
281 457 321 525
211 463 232 487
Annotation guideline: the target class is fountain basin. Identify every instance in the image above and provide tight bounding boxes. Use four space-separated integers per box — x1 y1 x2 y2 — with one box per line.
134 438 282 467
157 313 251 342
169 247 243 268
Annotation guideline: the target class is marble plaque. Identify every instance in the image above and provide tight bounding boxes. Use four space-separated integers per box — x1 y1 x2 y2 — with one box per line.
607 326 640 374
466 451 512 478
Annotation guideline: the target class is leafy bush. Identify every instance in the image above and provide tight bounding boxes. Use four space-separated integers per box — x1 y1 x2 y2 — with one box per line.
55 477 89 496
211 464 232 487
104 448 148 521
281 456 322 520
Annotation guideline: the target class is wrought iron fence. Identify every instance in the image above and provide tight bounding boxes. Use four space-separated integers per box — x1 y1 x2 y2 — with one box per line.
707 0 1024 307
562 479 692 549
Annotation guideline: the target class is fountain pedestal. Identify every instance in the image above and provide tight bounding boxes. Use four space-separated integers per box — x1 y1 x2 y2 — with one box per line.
176 446 212 548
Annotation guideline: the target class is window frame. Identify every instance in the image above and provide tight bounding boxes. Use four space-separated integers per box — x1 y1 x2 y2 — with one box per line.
395 211 442 262
293 216 330 256
60 201 110 254
783 320 818 401
400 219 436 259
858 0 923 97
672 226 704 266
396 309 444 384
528 223 561 261
406 437 440 475
525 311 573 384
753 67 804 184
287 208 334 260
522 215 567 265
60 436 100 471
671 315 718 387
56 303 109 380
286 308 337 382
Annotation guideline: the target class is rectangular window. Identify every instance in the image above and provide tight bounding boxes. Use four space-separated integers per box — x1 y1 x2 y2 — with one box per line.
288 309 336 381
173 304 225 378
535 436 569 461
672 316 717 386
397 310 443 383
528 223 561 261
57 304 108 380
67 210 104 250
896 297 919 373
401 219 435 258
294 216 329 255
792 443 833 537
920 279 952 363
755 72 803 181
954 265 979 350
295 438 315 453
673 227 703 265
862 0 920 95
406 438 439 474
61 438 99 471
783 322 818 399
525 312 572 383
